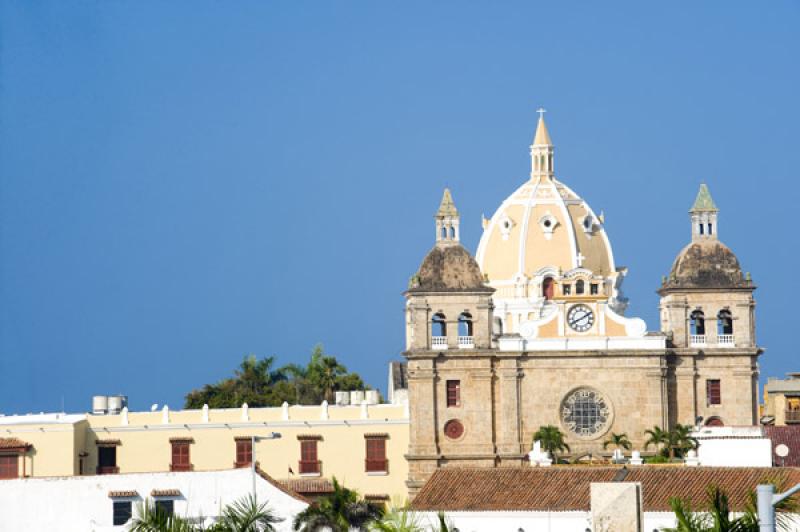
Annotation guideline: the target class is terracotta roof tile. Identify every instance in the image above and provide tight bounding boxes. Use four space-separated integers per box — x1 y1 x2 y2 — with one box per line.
108 490 139 498
410 466 800 512
280 477 335 495
255 467 312 505
0 438 31 451
151 489 181 497
765 426 800 467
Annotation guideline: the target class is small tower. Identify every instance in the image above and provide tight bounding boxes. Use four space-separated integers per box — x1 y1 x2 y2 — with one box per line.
530 108 554 182
690 183 719 241
659 183 759 427
435 188 460 244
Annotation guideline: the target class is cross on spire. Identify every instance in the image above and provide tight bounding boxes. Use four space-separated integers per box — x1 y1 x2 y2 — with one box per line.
536 107 547 119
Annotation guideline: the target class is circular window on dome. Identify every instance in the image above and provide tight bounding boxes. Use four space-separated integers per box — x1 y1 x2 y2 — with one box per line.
560 388 612 439
443 419 465 440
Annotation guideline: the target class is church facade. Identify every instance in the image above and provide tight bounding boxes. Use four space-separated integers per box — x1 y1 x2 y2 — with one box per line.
403 116 761 495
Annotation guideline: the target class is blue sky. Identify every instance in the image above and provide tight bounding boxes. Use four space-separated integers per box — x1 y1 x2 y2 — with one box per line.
1 2 798 414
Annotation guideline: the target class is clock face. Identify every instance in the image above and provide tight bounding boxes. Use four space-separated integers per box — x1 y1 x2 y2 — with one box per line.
561 387 612 439
567 304 594 332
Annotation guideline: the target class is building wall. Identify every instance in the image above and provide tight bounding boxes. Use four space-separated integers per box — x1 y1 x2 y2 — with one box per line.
0 468 308 532
1 404 409 502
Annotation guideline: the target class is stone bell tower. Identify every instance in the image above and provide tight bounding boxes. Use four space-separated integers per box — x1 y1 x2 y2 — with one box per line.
659 184 760 427
404 188 495 496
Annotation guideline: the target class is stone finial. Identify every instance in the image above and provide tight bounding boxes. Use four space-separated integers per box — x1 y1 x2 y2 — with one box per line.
684 449 700 466
528 440 553 467
320 400 329 420
281 401 290 421
202 404 209 423
241 403 249 421
120 407 129 426
360 400 369 420
629 450 643 465
161 405 170 424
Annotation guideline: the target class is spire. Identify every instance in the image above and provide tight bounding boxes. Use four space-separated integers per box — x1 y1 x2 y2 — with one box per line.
435 188 460 244
437 188 459 218
532 109 553 146
689 183 719 241
690 183 718 213
530 108 554 181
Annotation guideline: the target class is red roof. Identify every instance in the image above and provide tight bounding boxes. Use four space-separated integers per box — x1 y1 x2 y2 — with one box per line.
765 426 800 467
0 438 31 451
410 466 800 512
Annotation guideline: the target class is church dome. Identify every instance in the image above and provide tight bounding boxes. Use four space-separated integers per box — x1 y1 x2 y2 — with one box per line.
661 184 752 291
666 240 745 289
475 115 616 283
408 244 492 293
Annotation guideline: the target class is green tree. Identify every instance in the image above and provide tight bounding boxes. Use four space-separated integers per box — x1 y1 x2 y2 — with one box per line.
603 432 632 452
206 494 283 532
532 425 570 462
669 424 699 459
293 477 383 532
644 425 671 458
369 505 424 532
129 500 196 532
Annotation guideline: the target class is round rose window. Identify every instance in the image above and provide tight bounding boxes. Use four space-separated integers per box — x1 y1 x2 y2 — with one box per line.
443 419 464 440
560 387 612 439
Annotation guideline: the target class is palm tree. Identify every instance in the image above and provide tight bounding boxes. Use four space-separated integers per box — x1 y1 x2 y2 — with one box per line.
603 432 632 452
532 425 570 462
369 505 424 532
293 477 383 531
644 425 671 458
210 494 282 532
129 500 197 532
669 424 699 459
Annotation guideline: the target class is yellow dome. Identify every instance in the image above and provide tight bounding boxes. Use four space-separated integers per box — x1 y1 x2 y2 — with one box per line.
476 117 615 284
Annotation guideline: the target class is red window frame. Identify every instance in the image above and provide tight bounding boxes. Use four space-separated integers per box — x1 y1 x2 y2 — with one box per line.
235 439 252 468
365 438 387 473
299 440 320 474
170 441 191 472
0 455 18 479
446 380 461 407
707 379 721 406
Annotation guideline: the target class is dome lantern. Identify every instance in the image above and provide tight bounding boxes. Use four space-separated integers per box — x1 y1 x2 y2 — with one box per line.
435 188 460 245
530 108 554 182
689 183 719 242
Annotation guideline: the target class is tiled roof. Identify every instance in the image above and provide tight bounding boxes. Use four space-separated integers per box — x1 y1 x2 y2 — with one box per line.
410 467 800 512
765 426 800 467
280 477 335 495
0 438 31 450
108 490 139 498
255 467 312 505
95 439 121 446
151 489 181 497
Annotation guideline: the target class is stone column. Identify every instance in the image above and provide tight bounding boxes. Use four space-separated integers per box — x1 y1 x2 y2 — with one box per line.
495 358 523 459
674 358 697 427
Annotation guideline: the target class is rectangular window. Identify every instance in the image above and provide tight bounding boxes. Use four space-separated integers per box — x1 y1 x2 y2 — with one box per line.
563 284 572 295
113 501 132 525
299 440 320 474
97 447 118 475
446 380 461 407
171 441 191 472
590 283 598 295
235 439 252 468
0 455 18 479
155 499 174 516
707 379 721 406
365 437 388 473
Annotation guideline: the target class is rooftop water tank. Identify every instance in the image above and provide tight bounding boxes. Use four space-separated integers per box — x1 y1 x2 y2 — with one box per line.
92 395 109 415
107 395 128 415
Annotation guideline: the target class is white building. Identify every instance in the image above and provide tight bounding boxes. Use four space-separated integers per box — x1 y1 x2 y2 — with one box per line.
0 467 308 532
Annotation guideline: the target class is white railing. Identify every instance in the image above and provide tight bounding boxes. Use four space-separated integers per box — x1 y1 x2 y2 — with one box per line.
690 334 706 346
458 336 474 349
431 336 448 349
717 334 734 346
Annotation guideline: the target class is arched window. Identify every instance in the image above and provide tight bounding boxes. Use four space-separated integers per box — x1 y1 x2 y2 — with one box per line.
690 310 705 335
705 417 724 427
708 223 713 235
458 313 473 337
432 313 446 337
698 224 704 235
718 310 733 335
576 279 585 295
542 277 554 300
440 226 447 239
492 317 504 336
449 226 455 239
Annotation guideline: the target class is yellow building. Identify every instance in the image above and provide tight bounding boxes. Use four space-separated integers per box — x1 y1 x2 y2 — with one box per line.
0 400 409 503
763 373 800 426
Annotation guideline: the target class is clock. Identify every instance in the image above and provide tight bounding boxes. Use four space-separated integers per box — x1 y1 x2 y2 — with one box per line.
567 304 594 332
